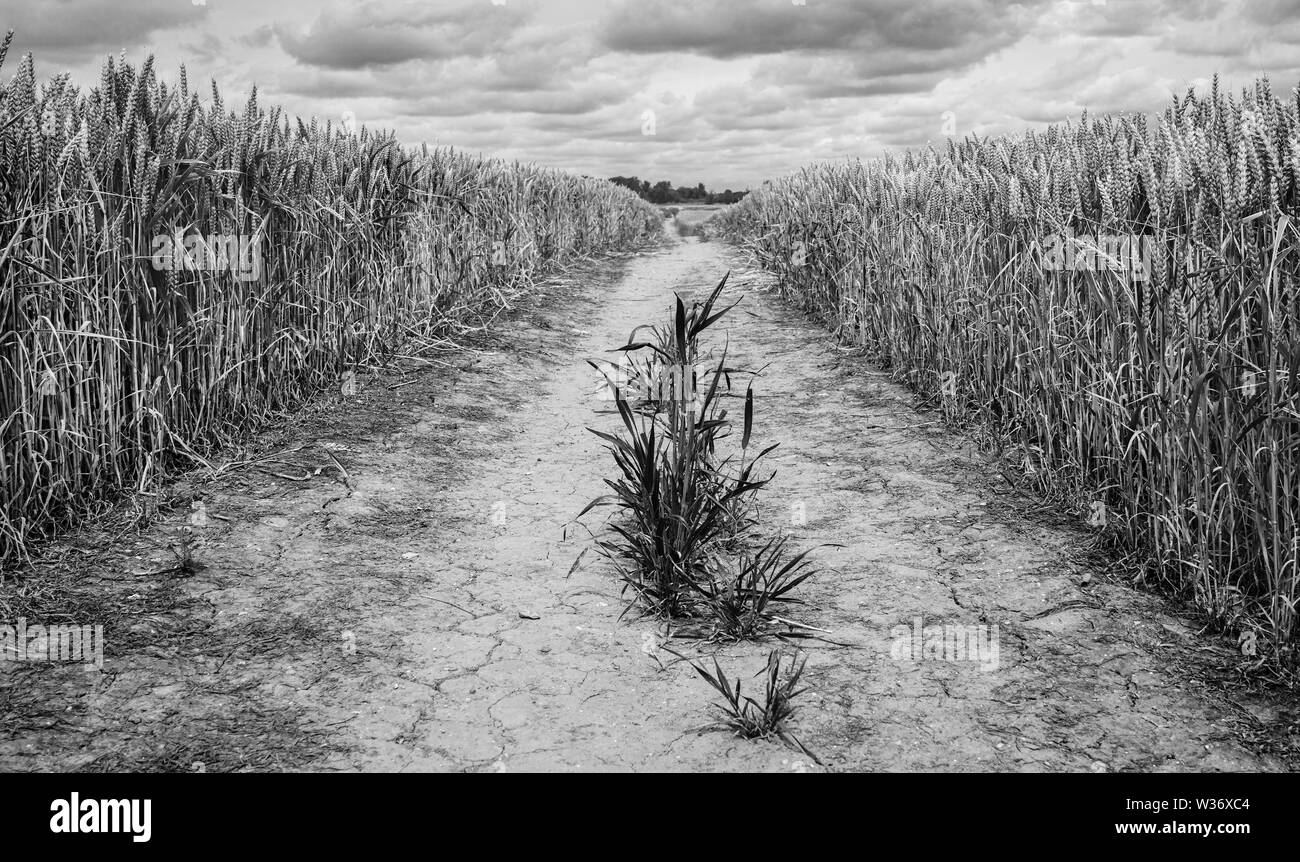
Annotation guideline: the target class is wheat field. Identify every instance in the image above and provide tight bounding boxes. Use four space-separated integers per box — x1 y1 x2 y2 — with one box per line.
0 39 661 565
709 76 1300 657
6 0 1300 780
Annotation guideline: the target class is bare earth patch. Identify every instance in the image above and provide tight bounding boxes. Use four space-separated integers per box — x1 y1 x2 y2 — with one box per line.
2 235 1296 772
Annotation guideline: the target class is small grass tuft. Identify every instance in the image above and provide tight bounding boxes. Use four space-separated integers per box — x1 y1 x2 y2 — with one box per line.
691 648 819 763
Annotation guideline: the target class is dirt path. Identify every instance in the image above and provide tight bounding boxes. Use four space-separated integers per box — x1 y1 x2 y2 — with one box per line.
2 228 1292 772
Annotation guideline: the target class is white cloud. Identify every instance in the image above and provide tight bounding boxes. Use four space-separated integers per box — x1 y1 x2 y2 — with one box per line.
4 0 1298 188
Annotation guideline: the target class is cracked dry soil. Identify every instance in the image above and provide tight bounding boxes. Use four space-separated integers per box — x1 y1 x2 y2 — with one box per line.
2 227 1295 772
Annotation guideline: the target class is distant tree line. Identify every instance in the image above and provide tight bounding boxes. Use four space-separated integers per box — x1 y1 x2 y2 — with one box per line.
608 176 749 205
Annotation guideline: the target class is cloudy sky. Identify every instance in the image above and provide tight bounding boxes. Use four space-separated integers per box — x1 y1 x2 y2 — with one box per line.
2 0 1298 189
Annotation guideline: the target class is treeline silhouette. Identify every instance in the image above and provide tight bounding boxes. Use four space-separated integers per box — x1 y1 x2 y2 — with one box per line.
608 176 749 205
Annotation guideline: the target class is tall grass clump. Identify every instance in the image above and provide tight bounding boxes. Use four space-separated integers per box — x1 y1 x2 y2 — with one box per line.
710 75 1300 660
584 275 823 642
0 38 662 566
584 276 773 617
